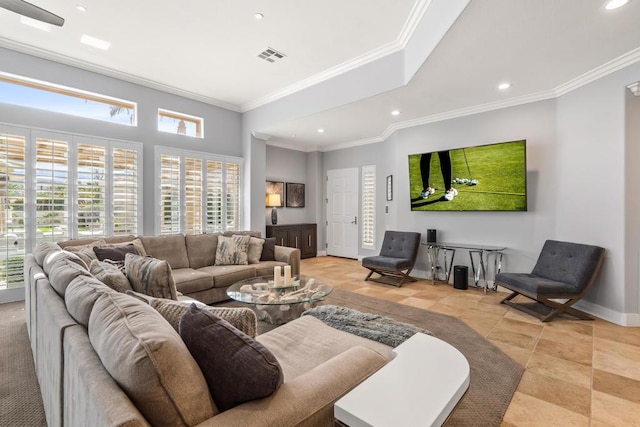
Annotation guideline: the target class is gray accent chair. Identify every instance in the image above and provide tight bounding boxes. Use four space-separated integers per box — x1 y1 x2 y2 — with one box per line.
495 240 605 322
362 231 421 287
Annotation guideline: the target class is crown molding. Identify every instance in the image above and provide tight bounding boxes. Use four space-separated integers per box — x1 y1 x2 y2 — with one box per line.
266 139 318 152
398 0 433 47
554 46 640 97
0 38 242 112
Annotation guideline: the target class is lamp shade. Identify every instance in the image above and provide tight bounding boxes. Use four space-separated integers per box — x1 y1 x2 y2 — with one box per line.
266 193 281 207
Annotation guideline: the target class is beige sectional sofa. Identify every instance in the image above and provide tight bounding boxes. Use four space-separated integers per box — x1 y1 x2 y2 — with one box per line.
25 233 393 427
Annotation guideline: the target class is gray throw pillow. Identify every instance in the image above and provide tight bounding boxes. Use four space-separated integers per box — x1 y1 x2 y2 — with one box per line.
179 304 283 411
214 235 250 266
90 259 132 293
93 244 138 262
124 253 177 300
245 236 265 264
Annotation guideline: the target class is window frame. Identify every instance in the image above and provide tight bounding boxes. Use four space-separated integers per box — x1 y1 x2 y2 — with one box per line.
157 108 204 138
361 164 376 250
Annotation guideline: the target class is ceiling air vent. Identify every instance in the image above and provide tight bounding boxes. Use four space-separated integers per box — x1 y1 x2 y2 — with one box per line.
258 47 286 63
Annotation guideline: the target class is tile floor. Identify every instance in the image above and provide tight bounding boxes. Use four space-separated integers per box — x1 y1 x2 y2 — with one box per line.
301 256 640 426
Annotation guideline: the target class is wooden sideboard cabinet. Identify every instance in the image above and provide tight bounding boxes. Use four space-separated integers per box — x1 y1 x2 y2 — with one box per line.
266 223 317 259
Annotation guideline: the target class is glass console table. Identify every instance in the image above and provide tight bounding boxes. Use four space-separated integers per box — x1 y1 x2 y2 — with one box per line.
421 242 506 293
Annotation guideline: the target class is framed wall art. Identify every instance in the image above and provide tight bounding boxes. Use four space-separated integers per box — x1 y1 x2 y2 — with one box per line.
286 182 305 208
265 181 284 207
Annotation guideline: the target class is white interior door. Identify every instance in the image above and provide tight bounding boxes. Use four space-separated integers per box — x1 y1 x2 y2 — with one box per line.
327 168 359 259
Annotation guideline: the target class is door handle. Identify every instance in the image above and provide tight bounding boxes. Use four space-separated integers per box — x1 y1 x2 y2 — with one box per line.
351 216 357 225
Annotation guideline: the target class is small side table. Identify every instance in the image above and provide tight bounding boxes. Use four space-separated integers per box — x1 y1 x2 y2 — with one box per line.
334 333 470 427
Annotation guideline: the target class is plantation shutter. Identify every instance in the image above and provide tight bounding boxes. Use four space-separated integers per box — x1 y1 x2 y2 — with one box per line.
35 136 70 242
225 162 241 231
112 146 139 235
76 143 106 238
0 130 26 289
206 160 223 233
184 157 203 235
362 165 375 248
159 154 181 234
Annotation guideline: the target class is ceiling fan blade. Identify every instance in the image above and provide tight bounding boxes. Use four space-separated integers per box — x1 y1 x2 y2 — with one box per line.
0 0 64 26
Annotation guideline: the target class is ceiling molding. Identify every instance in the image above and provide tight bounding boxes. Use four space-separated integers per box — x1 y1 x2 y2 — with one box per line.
0 37 242 112
628 82 640 96
554 46 640 97
397 0 433 47
266 139 318 152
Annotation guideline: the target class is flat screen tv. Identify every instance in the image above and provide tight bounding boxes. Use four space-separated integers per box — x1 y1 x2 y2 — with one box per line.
408 139 527 211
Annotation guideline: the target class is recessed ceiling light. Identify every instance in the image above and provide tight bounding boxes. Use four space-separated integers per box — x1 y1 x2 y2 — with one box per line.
20 16 51 31
391 110 400 116
76 5 87 12
498 82 511 90
80 34 111 50
317 129 325 134
255 12 264 19
605 0 628 9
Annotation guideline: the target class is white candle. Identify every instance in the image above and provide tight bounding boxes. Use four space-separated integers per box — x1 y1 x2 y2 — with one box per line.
284 265 292 285
274 266 281 286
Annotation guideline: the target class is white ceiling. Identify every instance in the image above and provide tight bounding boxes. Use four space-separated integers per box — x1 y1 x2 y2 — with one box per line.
1 0 640 151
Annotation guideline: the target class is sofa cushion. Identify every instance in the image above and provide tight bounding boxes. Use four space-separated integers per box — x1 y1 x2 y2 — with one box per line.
45 254 92 297
197 265 257 288
139 234 189 269
260 237 276 261
89 260 132 293
246 237 265 264
63 240 107 266
150 298 257 338
214 235 250 266
33 241 61 266
58 235 134 248
89 293 218 426
125 253 178 300
185 233 219 269
179 304 283 411
172 268 214 294
93 244 138 262
223 231 261 238
64 275 115 326
43 250 88 274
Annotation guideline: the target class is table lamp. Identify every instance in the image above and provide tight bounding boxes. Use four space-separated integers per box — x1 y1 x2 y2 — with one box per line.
266 193 281 225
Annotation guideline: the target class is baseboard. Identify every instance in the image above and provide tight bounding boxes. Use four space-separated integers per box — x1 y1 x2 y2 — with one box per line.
317 251 327 257
0 287 25 304
574 300 640 326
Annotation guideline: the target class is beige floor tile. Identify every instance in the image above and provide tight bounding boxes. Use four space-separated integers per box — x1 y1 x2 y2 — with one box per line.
490 340 534 367
503 308 545 325
594 321 640 348
502 392 590 426
594 338 640 381
493 317 544 338
593 369 640 404
592 390 640 426
422 302 467 317
381 287 422 297
525 352 592 388
396 296 436 310
516 371 591 416
534 338 592 366
487 328 538 350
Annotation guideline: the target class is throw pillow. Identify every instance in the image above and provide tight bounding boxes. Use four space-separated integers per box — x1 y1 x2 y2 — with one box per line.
89 293 218 425
64 239 107 266
151 298 257 338
125 253 178 300
179 304 283 411
90 259 132 293
214 235 250 266
93 244 138 262
245 236 265 264
260 237 276 261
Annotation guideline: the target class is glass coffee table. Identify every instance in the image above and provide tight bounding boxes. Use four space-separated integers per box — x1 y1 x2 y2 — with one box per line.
227 275 333 325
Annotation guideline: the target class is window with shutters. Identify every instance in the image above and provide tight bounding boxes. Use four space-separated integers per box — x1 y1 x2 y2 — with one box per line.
156 147 242 235
157 109 203 138
0 126 142 291
362 165 376 249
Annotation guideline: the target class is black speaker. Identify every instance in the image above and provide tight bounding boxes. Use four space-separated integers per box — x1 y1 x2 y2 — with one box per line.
427 229 437 243
453 266 468 290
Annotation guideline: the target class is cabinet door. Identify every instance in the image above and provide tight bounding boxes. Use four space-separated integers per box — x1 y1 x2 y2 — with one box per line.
289 228 302 250
272 229 290 247
301 225 317 258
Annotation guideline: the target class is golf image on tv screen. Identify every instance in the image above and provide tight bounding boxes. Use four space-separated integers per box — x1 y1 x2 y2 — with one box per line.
408 140 527 211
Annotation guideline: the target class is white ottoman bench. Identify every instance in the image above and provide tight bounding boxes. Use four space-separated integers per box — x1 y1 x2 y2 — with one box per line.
334 332 470 427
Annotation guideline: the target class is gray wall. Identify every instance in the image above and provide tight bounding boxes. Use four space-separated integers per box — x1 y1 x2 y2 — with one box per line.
0 48 242 236
626 89 640 317
265 145 312 225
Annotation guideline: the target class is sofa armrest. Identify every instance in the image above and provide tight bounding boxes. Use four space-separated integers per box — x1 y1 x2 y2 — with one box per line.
195 346 387 427
274 245 301 277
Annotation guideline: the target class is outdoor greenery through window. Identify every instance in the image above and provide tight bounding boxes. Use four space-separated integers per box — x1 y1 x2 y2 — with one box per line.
156 147 241 235
158 109 203 138
0 72 136 125
0 125 142 290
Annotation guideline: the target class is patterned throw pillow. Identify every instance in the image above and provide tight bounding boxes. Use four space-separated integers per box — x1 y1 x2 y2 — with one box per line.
90 259 132 293
245 236 265 264
214 235 251 266
124 253 177 300
179 304 283 411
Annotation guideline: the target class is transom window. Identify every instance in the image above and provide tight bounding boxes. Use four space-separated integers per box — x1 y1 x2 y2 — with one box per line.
158 109 203 138
0 72 137 126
